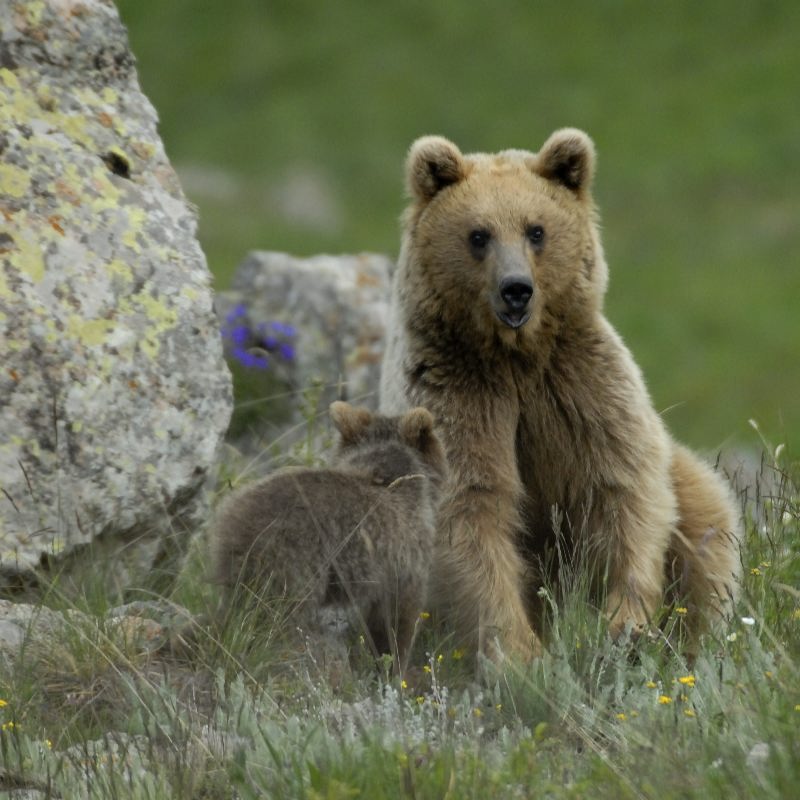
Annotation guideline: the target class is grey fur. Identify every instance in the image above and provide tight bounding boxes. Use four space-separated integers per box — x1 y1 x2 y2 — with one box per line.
212 403 447 671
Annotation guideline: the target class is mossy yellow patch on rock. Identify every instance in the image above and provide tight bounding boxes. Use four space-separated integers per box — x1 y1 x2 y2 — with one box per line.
66 316 116 348
0 163 31 198
0 68 19 91
8 235 45 283
25 1 46 27
108 259 134 283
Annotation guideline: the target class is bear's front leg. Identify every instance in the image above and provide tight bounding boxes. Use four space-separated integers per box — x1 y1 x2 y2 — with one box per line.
592 480 677 639
434 485 540 664
429 401 540 665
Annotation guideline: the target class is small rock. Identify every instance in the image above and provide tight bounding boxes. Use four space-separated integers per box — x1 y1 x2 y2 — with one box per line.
217 251 393 448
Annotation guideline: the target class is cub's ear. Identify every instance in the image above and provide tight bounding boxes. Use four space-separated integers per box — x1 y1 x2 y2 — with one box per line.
399 407 436 452
406 136 466 202
330 401 373 444
535 128 595 196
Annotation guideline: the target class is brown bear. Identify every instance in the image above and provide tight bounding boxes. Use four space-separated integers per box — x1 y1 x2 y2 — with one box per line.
212 401 447 672
379 128 741 662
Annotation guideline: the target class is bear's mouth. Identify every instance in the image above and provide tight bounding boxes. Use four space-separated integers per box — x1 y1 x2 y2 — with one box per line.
496 310 531 329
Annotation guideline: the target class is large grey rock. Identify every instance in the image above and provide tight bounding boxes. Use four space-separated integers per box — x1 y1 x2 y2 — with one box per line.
216 251 392 443
0 1 232 584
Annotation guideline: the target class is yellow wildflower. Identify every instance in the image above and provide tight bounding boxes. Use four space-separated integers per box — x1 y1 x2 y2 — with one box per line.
423 665 431 674
419 611 431 620
658 695 673 705
473 707 483 717
615 712 627 721
416 696 425 705
452 648 465 661
646 681 657 689
759 561 771 568
495 704 503 712
684 709 696 718
750 568 761 576
401 680 408 690
0 699 7 708
765 671 773 679
675 607 688 615
678 675 695 688
437 653 444 663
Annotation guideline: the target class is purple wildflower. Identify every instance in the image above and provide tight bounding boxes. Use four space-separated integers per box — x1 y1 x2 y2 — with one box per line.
279 342 296 362
220 304 297 370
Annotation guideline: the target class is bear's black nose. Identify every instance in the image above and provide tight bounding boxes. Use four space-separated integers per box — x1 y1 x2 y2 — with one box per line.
500 277 533 311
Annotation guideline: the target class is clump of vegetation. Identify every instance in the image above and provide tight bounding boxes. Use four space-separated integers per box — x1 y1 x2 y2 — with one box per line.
1 433 797 798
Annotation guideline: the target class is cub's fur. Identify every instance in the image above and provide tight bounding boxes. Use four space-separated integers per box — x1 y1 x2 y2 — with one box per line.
213 402 447 671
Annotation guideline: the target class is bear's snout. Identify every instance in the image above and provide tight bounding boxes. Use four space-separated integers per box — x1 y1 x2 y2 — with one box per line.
497 276 533 328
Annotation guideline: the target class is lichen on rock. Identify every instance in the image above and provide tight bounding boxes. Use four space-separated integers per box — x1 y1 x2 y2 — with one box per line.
0 0 232 584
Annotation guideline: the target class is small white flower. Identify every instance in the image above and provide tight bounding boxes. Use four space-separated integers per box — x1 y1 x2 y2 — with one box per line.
741 617 755 626
726 632 737 642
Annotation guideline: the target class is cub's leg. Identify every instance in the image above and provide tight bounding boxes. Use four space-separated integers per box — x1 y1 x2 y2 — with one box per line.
391 583 426 675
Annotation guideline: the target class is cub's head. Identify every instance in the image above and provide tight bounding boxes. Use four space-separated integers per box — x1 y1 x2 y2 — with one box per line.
401 129 607 347
329 402 448 489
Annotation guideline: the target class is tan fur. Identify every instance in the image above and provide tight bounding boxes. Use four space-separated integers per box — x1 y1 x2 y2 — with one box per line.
380 129 741 662
212 402 448 672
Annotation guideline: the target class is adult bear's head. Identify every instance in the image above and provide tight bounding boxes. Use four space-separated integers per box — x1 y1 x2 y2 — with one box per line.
399 129 608 351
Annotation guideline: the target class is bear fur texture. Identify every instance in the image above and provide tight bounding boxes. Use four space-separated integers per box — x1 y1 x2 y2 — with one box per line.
212 402 448 671
380 129 741 662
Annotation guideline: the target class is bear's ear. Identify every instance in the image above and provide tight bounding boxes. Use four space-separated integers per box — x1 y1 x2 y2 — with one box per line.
406 136 466 202
535 128 595 196
330 401 373 444
399 407 436 453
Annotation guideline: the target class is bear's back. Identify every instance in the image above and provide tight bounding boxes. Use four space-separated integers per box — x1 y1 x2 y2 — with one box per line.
213 466 433 596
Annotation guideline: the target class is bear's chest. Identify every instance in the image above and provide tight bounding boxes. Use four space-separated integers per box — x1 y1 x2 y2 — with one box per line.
512 357 617 537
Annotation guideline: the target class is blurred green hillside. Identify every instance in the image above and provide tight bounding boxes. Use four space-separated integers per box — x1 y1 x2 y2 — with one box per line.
116 0 800 450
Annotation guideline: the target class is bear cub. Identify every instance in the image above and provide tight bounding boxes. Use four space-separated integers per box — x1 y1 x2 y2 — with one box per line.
212 401 447 672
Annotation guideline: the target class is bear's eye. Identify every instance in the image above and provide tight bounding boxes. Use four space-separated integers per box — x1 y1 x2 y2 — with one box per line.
526 225 545 246
468 229 491 250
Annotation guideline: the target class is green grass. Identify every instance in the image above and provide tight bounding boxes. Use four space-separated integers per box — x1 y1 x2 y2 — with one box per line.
4 6 799 795
1 444 798 798
114 0 800 449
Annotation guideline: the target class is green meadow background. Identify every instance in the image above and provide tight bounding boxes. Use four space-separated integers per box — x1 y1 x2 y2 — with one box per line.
117 0 800 451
